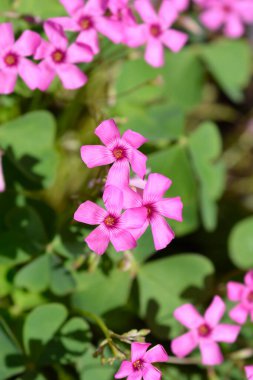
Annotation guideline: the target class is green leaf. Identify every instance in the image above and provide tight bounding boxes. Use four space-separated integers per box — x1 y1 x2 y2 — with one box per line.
78 347 116 380
60 317 91 355
16 0 66 17
50 255 76 296
228 217 253 269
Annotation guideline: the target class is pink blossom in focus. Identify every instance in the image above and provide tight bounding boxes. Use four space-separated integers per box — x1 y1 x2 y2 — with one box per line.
0 152 5 193
171 296 241 366
245 366 253 380
52 0 123 54
125 0 188 67
34 21 93 90
198 0 253 38
227 270 253 324
74 185 147 255
0 23 41 94
123 173 183 250
115 342 169 380
81 119 148 187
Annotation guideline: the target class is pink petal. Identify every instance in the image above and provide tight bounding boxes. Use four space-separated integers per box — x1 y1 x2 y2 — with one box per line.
126 373 142 380
122 130 148 149
77 29 100 54
143 345 168 363
81 145 114 168
161 29 188 53
171 331 198 358
150 213 174 250
224 14 244 38
119 207 147 229
110 228 137 251
131 343 151 362
155 197 183 222
199 341 223 366
0 71 17 94
85 224 110 255
14 31 41 57
158 0 178 27
74 201 107 225
115 360 133 379
106 159 130 188
173 0 189 12
59 0 84 16
135 0 158 23
34 40 52 60
200 9 225 30
245 271 253 286
37 61 55 91
67 42 94 63
143 174 172 204
204 296 225 327
227 281 245 302
0 23 14 50
173 304 203 329
96 17 123 43
85 0 104 14
0 154 5 193
145 38 164 67
124 25 147 48
129 219 149 241
95 119 120 146
103 185 123 216
56 63 88 89
142 363 161 380
129 149 147 179
236 1 253 23
122 186 143 209
229 304 249 325
212 324 240 343
245 366 253 380
18 58 39 90
251 310 253 322
48 16 79 31
44 21 68 50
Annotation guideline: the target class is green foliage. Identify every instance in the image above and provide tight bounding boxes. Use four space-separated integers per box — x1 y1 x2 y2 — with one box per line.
229 217 253 269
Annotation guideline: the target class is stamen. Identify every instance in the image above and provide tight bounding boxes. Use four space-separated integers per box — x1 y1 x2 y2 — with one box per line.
150 24 162 38
247 291 253 303
79 16 93 30
4 53 18 67
52 49 65 63
133 359 143 371
113 148 124 160
104 215 116 227
198 323 211 337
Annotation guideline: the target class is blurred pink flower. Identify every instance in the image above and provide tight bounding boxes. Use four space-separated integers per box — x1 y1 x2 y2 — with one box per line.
0 152 5 193
34 21 93 90
171 0 189 13
0 23 41 94
115 342 168 380
227 270 253 324
125 0 188 67
52 0 123 54
171 296 241 366
245 366 253 380
123 173 183 250
81 119 148 187
198 0 253 38
74 185 147 254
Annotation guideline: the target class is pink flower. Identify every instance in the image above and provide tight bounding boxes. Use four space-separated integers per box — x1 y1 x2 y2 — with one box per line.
171 0 190 13
52 0 123 54
0 23 41 94
123 173 183 251
115 342 168 380
74 185 147 255
34 21 93 90
81 119 148 187
0 152 5 193
105 0 136 42
125 0 188 67
227 270 253 324
198 0 253 38
171 296 241 366
245 366 253 380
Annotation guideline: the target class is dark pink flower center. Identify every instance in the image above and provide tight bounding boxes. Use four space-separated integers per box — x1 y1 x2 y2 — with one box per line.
4 52 18 67
112 147 125 160
104 215 116 227
52 49 65 63
150 24 162 38
198 323 211 337
79 16 93 30
133 359 144 371
247 291 253 303
146 204 154 218
223 5 232 13
104 8 113 17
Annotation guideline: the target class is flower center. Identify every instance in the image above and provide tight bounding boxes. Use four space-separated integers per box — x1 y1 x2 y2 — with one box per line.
198 323 211 337
150 24 162 38
104 8 113 17
104 215 116 227
4 53 18 67
52 49 65 63
79 16 93 30
247 291 253 303
112 147 124 160
223 5 231 13
133 359 143 371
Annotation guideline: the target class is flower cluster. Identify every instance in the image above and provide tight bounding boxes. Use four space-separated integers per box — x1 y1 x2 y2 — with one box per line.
74 119 183 254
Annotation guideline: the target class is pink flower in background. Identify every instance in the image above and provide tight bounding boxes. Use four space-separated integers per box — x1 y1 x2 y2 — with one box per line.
0 152 5 193
198 0 253 38
34 21 93 90
171 296 241 366
74 185 147 255
0 23 41 94
171 0 189 13
52 0 122 54
125 0 188 67
245 366 253 380
115 342 168 380
81 119 148 187
123 173 183 251
227 270 253 324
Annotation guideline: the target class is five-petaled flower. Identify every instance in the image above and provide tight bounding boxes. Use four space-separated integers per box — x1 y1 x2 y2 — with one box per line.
115 342 169 380
227 270 253 324
171 296 241 366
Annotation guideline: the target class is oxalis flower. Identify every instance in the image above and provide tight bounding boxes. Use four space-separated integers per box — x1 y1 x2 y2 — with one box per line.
34 21 93 90
115 342 169 380
81 119 148 187
171 296 241 366
74 185 147 255
0 23 41 94
123 173 183 251
125 0 188 67
245 366 253 380
227 270 253 324
0 152 5 193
